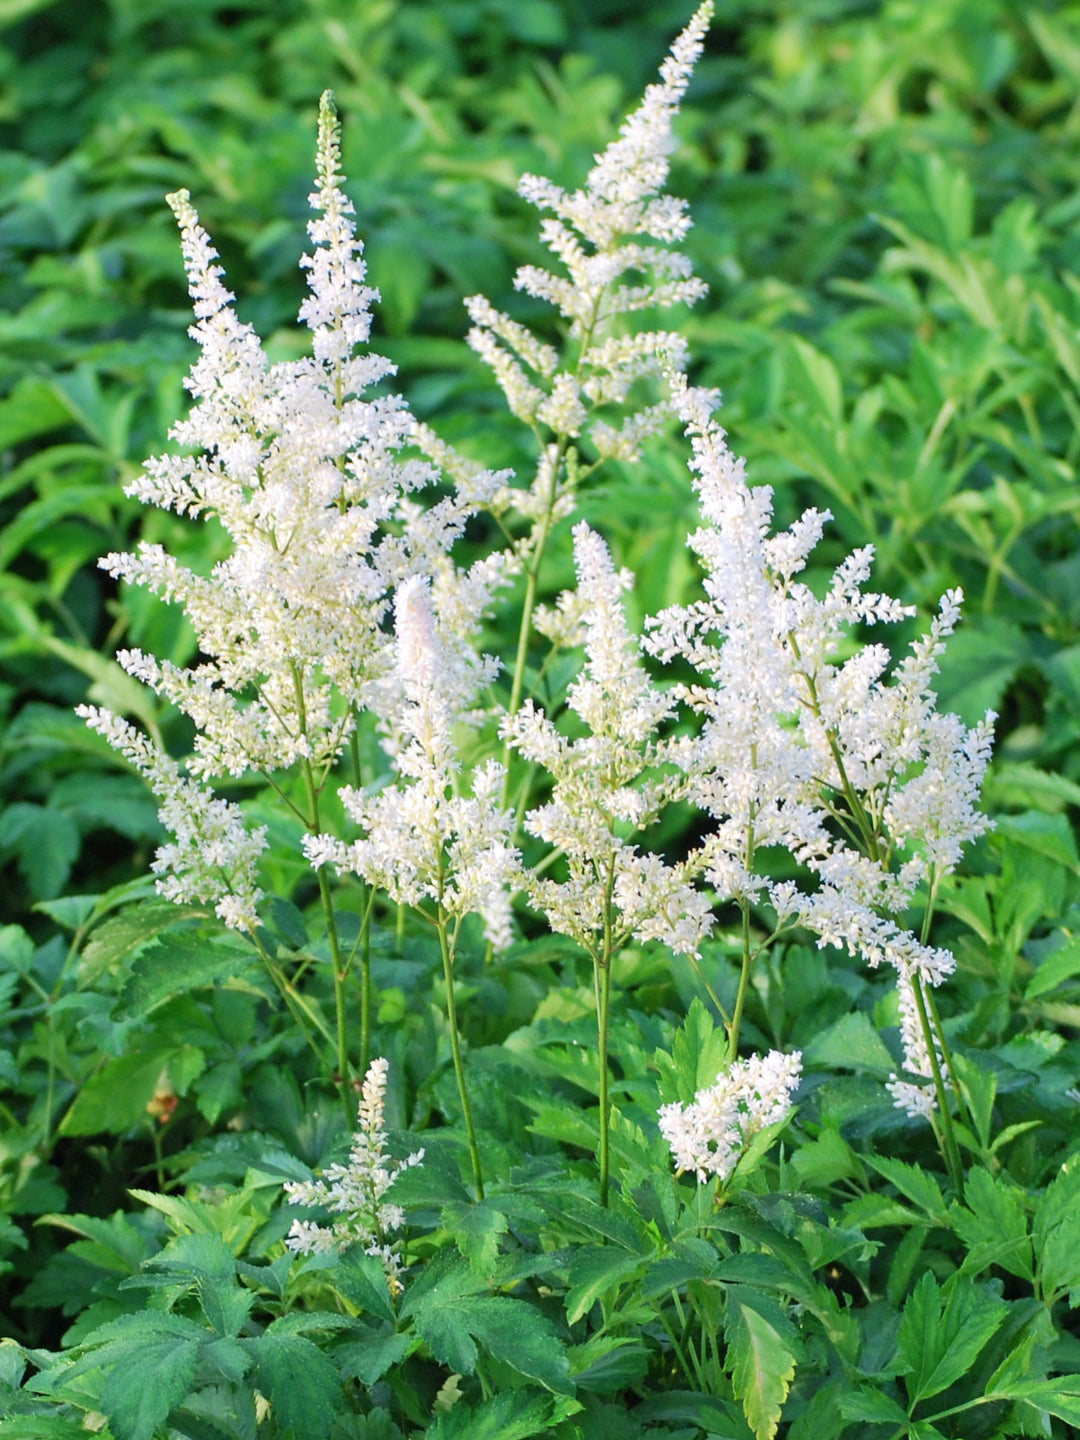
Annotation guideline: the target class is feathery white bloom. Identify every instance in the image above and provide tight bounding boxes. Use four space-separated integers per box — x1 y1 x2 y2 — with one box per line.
644 376 993 1118
77 705 266 930
284 1057 423 1294
467 3 712 552
85 93 508 929
505 522 712 960
306 576 520 951
659 1050 802 1184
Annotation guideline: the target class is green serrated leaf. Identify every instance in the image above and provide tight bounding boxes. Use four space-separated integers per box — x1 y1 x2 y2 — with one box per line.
983 1329 1037 1395
116 932 254 1018
59 1313 205 1440
564 1245 646 1325
1033 1152 1080 1303
0 803 79 899
81 901 211 976
1026 937 1080 998
804 1010 896 1075
995 811 1080 876
950 1167 1032 1282
837 1388 910 1425
242 1332 342 1440
863 1156 949 1224
426 1389 559 1440
441 1197 510 1274
670 995 730 1099
1001 1376 1080 1425
0 1419 89 1439
898 1271 1008 1404
724 1286 798 1440
334 1249 397 1323
338 1329 415 1388
35 1211 153 1273
413 1289 572 1395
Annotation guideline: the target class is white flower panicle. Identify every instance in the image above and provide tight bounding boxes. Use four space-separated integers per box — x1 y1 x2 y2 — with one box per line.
284 1057 423 1294
77 705 266 931
83 93 511 933
504 522 712 960
885 970 939 1120
645 377 994 1117
467 1 712 553
103 95 434 784
305 575 520 952
659 1049 802 1184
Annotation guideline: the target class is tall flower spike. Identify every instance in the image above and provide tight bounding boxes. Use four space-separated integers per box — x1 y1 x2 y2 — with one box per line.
505 521 713 960
647 376 994 1118
82 93 510 932
306 574 520 953
95 93 432 783
467 0 712 538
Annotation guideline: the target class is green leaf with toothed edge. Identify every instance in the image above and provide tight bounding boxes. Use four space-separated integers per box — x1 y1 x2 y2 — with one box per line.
897 1270 1008 1404
724 1285 799 1440
240 1332 342 1440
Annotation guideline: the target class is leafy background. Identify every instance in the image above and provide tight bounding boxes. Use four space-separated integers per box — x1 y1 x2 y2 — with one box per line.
2 0 1080 1437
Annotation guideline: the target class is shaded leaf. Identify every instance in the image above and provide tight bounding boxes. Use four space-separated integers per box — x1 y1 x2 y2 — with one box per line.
242 1332 342 1440
725 1285 798 1440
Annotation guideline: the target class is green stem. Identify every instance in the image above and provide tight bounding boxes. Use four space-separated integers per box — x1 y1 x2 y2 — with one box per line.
359 884 374 1075
436 904 484 1200
596 854 619 1207
500 437 569 813
660 1295 707 1393
300 752 353 1121
919 873 974 1137
909 969 965 1198
728 898 754 1064
596 947 614 1208
251 931 334 1070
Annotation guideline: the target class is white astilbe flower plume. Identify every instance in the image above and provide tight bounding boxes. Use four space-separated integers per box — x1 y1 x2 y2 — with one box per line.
306 575 520 952
504 521 713 961
284 1057 423 1295
76 706 266 931
106 96 431 780
646 377 994 1119
659 1049 802 1184
80 93 506 927
468 2 712 556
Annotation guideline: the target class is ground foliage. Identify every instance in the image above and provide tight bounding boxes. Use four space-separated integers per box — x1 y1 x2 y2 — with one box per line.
1 1 1080 1438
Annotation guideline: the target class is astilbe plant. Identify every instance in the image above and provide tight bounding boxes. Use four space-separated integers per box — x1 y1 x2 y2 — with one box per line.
645 378 994 1190
78 92 507 1111
78 0 993 1225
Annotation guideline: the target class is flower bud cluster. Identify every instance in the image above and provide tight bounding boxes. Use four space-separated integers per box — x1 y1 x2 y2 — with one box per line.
284 1057 423 1294
659 1050 803 1184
